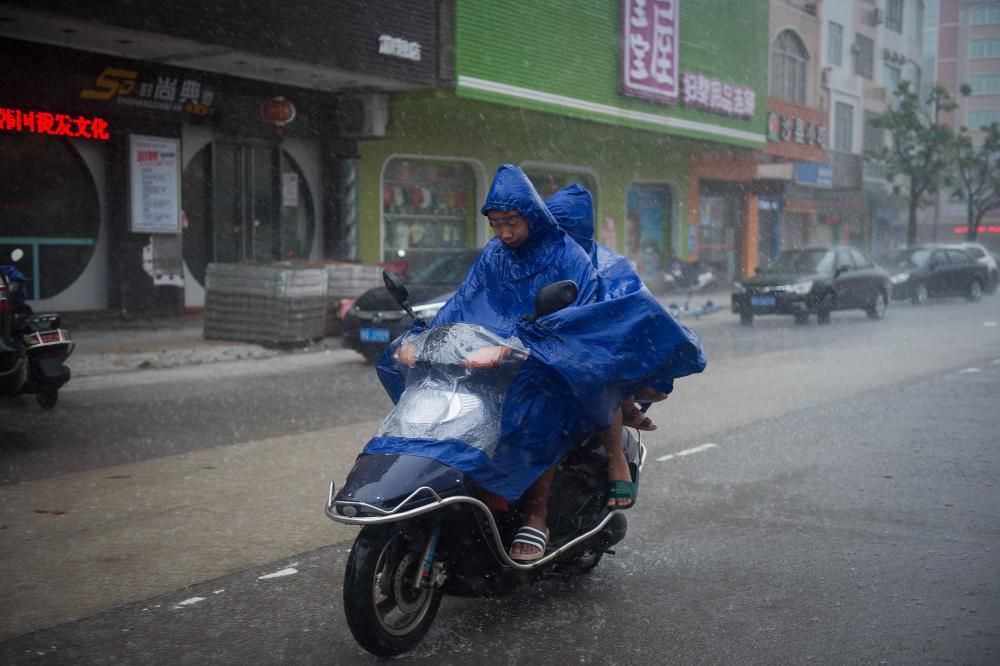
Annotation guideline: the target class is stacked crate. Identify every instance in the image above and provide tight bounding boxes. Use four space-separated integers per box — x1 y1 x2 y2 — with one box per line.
203 263 328 345
323 262 384 335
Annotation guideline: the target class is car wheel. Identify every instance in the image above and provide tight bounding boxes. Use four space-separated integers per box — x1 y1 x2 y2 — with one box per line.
739 310 753 326
816 293 833 325
793 312 809 325
966 279 983 302
910 283 928 305
866 290 887 320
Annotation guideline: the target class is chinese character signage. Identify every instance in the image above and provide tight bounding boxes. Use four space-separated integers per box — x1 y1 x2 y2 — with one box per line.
80 67 217 117
681 72 756 119
622 0 680 104
130 135 181 234
0 107 110 140
764 99 829 163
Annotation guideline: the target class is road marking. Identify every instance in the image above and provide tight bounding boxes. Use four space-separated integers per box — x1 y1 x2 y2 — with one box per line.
258 565 298 580
959 367 981 374
984 321 997 327
176 597 205 607
657 443 718 462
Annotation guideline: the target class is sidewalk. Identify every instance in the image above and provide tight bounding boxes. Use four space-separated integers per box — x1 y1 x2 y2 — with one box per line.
62 289 735 378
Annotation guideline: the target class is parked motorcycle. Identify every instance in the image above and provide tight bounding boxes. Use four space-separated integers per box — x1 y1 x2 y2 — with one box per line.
325 273 645 657
662 255 718 294
0 249 74 409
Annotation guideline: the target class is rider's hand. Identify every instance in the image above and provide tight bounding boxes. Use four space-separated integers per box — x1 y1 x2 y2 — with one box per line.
395 342 417 367
460 345 510 369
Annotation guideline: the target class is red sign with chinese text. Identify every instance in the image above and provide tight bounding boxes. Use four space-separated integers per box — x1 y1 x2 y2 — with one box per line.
622 0 680 104
765 97 828 163
0 107 110 141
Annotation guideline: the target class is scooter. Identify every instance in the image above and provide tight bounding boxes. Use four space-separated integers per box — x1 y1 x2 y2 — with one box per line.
662 256 720 320
325 273 645 657
0 249 74 409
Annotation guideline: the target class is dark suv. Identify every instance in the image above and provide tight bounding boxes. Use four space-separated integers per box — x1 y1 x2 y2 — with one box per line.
341 249 481 362
732 246 891 326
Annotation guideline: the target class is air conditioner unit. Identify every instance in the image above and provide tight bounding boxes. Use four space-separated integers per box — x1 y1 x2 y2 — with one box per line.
872 7 884 25
336 93 388 139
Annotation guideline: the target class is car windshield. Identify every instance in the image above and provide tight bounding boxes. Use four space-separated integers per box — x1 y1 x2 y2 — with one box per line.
884 249 931 269
408 251 479 285
763 249 833 274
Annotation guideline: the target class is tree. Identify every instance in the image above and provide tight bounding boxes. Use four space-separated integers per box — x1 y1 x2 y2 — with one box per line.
868 82 957 246
952 119 1000 241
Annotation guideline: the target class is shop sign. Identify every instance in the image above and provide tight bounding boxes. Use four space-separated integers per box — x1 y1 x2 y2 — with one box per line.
767 110 827 148
681 71 756 119
80 67 217 117
794 162 832 188
129 135 180 234
0 107 110 140
954 225 1000 235
378 34 422 62
622 0 680 104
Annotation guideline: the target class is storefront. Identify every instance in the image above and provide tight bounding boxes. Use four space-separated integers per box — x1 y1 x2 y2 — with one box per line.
1 0 441 313
351 0 769 289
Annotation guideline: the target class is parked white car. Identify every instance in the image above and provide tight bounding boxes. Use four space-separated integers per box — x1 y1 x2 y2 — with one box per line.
956 242 999 293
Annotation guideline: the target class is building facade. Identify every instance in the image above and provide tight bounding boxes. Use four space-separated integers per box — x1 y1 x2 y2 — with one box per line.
351 0 770 285
922 0 1000 248
0 0 444 313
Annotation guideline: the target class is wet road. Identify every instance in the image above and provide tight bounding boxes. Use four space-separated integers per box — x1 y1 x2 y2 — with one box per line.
1 296 999 663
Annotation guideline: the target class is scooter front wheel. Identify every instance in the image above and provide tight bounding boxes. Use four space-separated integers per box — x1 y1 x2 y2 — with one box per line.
35 390 58 410
343 524 442 657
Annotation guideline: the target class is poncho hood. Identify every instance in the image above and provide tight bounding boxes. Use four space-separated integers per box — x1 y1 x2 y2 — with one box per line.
545 183 596 260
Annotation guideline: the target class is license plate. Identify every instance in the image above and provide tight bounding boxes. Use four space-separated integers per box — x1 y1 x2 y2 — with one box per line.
360 327 390 343
751 295 776 307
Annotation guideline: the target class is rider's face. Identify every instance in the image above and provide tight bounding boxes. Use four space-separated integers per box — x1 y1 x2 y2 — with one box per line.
488 210 530 249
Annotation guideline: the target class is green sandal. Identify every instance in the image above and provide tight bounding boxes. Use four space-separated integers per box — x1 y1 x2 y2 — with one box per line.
607 480 638 510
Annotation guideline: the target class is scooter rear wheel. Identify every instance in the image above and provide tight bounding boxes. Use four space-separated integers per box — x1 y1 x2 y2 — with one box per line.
35 390 58 410
343 524 442 657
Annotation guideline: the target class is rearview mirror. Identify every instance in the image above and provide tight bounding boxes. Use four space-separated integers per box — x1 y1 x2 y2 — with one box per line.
527 280 578 323
10 248 23 262
835 264 851 277
382 270 416 319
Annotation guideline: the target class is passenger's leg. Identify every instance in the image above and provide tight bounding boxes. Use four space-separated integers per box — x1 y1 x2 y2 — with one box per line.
597 407 635 508
511 466 555 560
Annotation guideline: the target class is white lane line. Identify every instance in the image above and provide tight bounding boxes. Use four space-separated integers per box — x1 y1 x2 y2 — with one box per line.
959 367 981 374
657 443 718 462
258 565 298 580
983 321 997 327
177 597 205 607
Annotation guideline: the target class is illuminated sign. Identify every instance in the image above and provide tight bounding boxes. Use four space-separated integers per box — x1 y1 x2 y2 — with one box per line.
767 110 827 148
954 225 1000 235
378 34 421 61
0 107 110 140
622 0 680 104
80 66 216 117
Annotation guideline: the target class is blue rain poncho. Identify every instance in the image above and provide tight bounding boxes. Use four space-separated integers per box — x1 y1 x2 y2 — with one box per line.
365 166 705 500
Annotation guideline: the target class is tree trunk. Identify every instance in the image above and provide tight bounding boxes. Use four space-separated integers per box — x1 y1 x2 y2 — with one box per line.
967 197 978 241
907 185 919 246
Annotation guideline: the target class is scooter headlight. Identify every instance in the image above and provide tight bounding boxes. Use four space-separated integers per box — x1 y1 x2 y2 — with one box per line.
398 390 482 425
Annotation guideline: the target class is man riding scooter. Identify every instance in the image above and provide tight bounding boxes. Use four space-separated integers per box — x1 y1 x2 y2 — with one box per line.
376 164 705 561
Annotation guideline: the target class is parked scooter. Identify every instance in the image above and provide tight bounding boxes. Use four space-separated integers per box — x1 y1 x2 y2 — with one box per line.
325 273 645 657
0 249 74 409
662 256 720 319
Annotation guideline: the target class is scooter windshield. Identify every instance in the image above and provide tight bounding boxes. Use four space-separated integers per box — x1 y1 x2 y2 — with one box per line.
375 323 528 457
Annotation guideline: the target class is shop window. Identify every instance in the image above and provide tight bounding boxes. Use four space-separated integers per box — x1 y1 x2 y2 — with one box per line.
626 184 672 286
182 143 315 285
0 134 99 300
523 169 598 203
697 182 745 280
770 30 809 105
382 158 477 275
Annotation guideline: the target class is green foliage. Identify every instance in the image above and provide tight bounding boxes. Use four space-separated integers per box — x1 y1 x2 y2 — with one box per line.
867 81 957 244
952 121 1000 240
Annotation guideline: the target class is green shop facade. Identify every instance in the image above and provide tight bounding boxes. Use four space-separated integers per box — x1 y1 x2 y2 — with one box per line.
350 0 769 285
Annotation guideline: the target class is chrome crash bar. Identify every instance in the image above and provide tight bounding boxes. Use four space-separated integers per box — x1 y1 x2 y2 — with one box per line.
325 482 617 572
